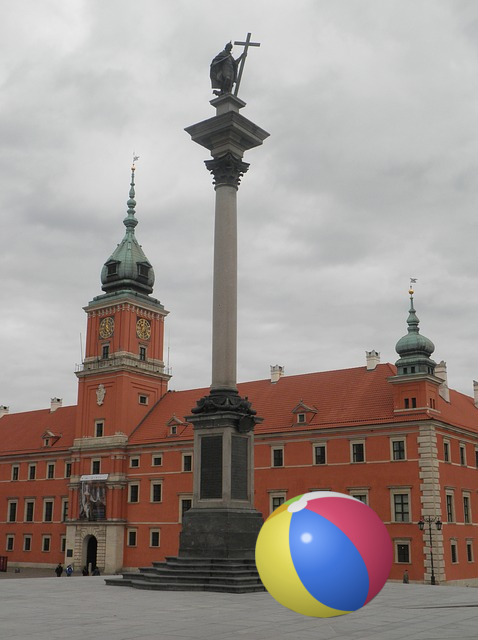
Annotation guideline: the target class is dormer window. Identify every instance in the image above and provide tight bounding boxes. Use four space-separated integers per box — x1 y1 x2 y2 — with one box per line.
291 401 317 425
106 261 119 277
138 263 150 279
170 425 177 436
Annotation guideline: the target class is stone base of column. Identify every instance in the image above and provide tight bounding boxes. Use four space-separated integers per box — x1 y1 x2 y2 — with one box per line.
179 507 263 559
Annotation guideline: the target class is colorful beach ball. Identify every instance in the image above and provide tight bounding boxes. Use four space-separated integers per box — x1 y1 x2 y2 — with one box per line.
255 491 393 618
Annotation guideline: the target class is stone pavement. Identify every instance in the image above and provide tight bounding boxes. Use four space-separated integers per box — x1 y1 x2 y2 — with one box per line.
1 575 478 640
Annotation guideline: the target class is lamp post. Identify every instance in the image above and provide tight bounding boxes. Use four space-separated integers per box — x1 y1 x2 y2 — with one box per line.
418 515 443 585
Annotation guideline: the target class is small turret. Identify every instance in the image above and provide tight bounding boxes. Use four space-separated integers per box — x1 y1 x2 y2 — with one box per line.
100 163 155 296
395 287 436 376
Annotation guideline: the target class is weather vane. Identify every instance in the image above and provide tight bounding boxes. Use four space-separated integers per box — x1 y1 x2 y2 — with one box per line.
132 153 140 170
409 277 417 295
210 33 260 97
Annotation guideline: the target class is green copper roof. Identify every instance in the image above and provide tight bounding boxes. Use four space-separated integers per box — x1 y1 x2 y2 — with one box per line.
395 294 436 376
101 166 155 295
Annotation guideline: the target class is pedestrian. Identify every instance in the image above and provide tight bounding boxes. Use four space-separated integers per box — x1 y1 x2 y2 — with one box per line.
54 563 63 577
82 566 89 576
92 566 100 576
66 564 73 577
403 569 409 584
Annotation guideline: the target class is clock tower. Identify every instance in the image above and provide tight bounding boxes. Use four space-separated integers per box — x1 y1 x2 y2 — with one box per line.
75 163 170 440
67 164 170 573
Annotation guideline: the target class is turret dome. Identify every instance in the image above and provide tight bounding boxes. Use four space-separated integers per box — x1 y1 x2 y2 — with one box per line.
395 290 436 376
101 165 155 295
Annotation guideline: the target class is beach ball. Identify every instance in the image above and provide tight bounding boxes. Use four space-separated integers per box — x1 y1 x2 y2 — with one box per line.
255 491 392 618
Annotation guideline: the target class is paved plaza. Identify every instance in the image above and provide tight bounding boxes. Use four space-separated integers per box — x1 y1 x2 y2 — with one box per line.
1 572 478 640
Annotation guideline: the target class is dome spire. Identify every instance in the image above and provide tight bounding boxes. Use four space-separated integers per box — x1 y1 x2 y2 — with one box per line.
100 157 155 296
395 281 436 376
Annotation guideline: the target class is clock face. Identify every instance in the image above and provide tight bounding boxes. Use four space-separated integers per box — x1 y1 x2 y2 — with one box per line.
99 316 114 339
136 318 151 340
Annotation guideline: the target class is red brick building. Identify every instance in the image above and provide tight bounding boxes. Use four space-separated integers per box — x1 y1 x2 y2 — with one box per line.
2 170 478 584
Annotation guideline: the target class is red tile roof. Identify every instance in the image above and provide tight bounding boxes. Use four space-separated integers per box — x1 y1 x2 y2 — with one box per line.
2 365 478 455
129 364 478 443
0 406 77 455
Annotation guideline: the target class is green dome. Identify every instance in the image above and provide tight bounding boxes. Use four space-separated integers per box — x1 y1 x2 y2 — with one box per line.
101 167 155 295
395 295 436 376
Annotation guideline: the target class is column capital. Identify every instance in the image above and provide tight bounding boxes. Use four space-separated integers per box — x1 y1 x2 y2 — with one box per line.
205 152 250 189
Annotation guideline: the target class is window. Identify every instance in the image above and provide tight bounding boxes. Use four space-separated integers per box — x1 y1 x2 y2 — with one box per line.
95 421 104 438
65 462 72 478
107 262 118 276
393 494 410 522
396 542 410 563
102 344 109 360
42 536 51 552
29 464 36 480
313 444 326 465
91 459 101 475
7 501 17 523
130 457 140 468
430 397 436 409
460 445 466 466
180 498 192 522
129 484 139 503
411 397 417 408
25 500 35 522
391 440 406 461
446 493 455 522
127 529 137 547
62 499 68 522
152 454 163 467
61 536 66 553
351 442 365 463
47 463 55 479
444 441 450 463
151 482 162 503
270 493 286 513
350 493 368 504
6 535 14 552
23 535 32 552
139 394 148 405
11 465 19 481
451 541 458 564
463 495 471 524
467 542 474 562
150 529 160 547
475 448 478 468
139 346 146 362
43 500 54 522
182 454 192 472
404 398 409 409
138 263 150 278
170 425 177 436
297 413 306 424
272 448 284 467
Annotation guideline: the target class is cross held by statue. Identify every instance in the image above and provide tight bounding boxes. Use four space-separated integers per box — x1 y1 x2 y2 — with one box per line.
233 32 260 96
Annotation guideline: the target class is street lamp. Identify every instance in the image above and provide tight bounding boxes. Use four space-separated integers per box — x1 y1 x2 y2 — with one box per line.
418 516 443 585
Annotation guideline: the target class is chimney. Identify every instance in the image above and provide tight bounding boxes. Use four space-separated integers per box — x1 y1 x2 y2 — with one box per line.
50 398 62 413
270 365 284 384
435 361 450 403
0 405 9 418
366 350 380 371
474 381 478 408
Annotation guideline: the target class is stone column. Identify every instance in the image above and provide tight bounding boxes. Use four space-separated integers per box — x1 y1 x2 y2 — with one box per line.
179 94 269 559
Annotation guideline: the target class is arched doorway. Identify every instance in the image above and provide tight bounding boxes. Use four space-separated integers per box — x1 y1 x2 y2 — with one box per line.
85 535 97 572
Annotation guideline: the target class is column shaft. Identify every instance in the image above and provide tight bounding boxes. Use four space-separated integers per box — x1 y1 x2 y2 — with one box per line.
211 183 238 390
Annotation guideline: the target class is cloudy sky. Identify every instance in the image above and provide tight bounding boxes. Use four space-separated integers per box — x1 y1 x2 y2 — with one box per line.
2 0 478 413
